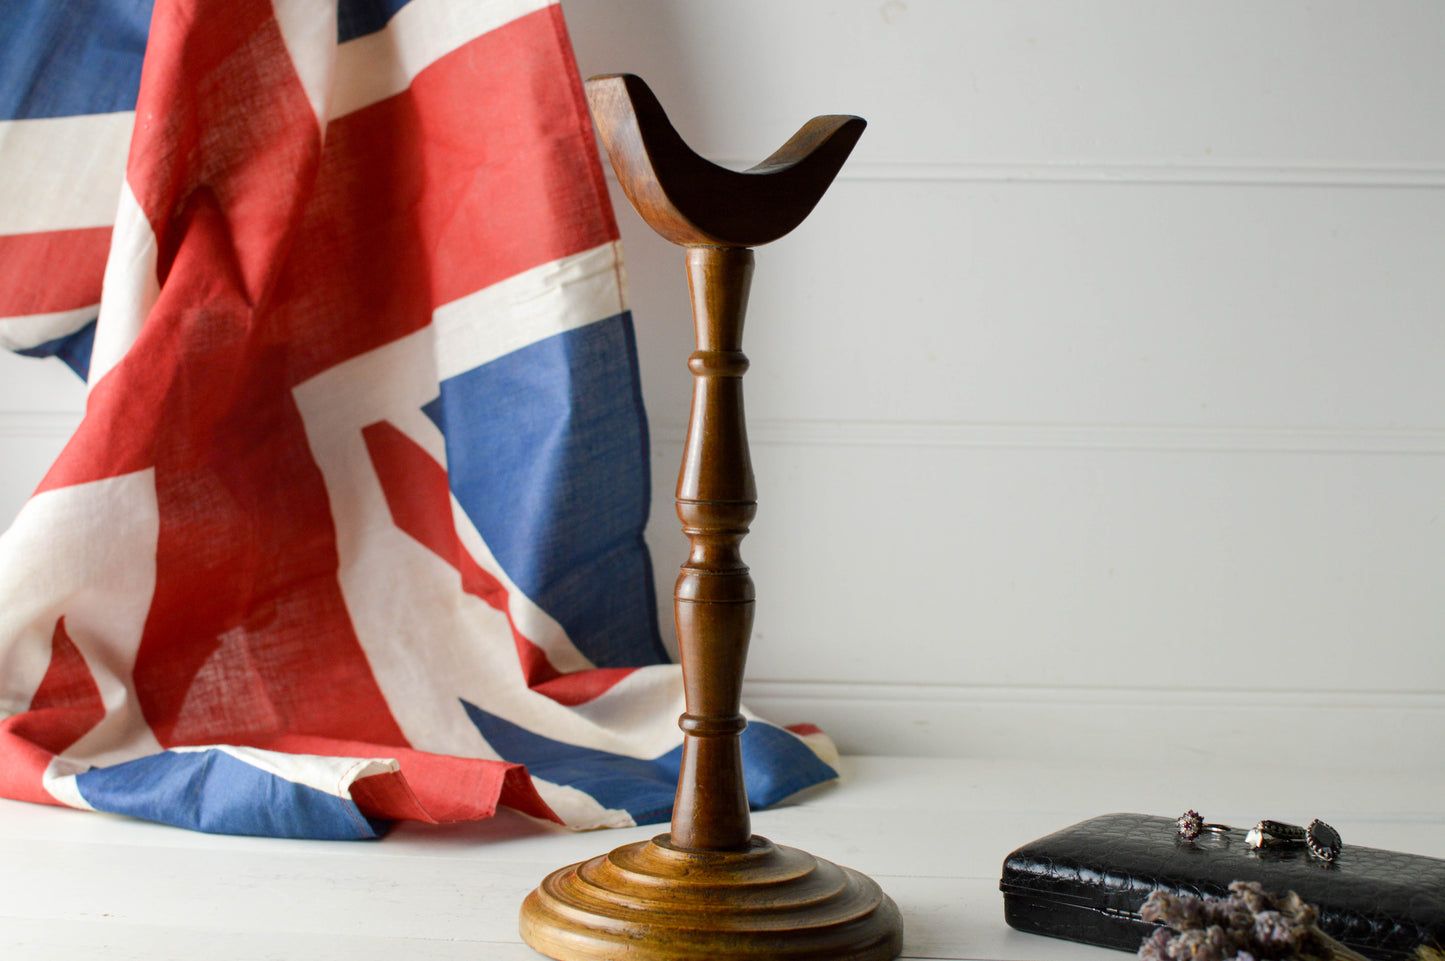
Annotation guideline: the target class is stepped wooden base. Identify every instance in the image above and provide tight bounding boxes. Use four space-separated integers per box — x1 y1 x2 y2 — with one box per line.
518 834 903 961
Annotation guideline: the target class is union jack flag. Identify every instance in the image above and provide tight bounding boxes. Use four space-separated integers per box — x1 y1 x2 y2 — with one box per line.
0 0 836 838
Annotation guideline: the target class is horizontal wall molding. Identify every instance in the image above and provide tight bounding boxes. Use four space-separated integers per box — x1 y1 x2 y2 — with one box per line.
745 678 1445 710
652 419 1445 455
742 678 1445 768
0 412 82 439
687 160 1445 189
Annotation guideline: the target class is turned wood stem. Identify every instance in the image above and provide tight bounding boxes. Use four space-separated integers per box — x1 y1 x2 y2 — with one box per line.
670 246 757 851
580 72 865 855
518 76 899 961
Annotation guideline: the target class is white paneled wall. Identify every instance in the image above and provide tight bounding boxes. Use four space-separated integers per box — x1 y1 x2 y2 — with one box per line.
0 353 83 523
560 0 1445 765
2 1 1442 766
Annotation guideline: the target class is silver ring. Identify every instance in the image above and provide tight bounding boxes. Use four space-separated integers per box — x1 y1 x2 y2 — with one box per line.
1246 819 1307 849
1243 818 1342 861
1176 810 1231 840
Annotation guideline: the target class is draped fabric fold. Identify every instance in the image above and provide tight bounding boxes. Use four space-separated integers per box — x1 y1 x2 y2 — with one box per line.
0 0 837 839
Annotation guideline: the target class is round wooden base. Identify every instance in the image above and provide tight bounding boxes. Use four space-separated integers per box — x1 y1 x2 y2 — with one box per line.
519 834 903 961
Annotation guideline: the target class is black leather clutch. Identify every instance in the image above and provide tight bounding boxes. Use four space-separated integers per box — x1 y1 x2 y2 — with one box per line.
1000 813 1445 961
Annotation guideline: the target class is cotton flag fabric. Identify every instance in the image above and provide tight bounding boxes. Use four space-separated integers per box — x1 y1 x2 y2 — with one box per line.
0 0 837 839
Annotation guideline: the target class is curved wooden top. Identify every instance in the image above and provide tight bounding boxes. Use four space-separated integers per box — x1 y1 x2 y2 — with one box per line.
584 74 866 248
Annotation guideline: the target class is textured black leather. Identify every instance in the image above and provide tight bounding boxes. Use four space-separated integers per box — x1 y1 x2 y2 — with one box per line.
1000 813 1445 961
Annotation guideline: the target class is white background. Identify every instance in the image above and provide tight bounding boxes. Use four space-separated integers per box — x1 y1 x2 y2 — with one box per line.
3 0 1442 766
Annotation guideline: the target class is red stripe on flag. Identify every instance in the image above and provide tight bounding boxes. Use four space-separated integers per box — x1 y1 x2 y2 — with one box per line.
0 728 62 807
260 733 560 824
23 618 106 753
126 0 325 304
361 421 636 707
0 618 106 806
407 5 619 307
37 361 164 491
87 0 407 749
360 421 514 610
277 6 621 383
127 332 411 747
0 227 110 318
529 665 639 706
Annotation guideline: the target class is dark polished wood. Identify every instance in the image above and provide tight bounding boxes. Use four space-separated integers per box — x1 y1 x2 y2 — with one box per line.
584 73 867 248
671 244 757 852
520 74 901 961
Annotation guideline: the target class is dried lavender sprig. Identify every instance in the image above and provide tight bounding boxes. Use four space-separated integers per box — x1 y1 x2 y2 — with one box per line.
1137 882 1372 961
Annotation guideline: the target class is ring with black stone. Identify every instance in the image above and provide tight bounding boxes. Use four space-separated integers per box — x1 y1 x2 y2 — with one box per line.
1306 819 1342 861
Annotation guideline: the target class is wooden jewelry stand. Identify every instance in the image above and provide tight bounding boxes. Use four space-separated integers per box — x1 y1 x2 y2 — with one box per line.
518 74 902 961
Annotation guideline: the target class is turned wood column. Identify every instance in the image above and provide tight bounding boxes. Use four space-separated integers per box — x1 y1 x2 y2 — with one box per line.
518 74 901 961
670 245 757 851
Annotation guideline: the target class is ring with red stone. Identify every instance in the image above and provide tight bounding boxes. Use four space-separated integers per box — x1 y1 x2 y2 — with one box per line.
1176 810 1231 840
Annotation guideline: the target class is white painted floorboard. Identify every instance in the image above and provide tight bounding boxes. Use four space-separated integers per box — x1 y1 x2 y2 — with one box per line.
1 755 1440 960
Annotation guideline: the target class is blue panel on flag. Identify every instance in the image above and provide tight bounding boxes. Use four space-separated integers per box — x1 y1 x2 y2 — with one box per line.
74 750 386 839
735 720 839 809
338 0 419 43
462 698 680 823
462 700 838 823
17 321 97 379
425 313 667 669
0 0 152 120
